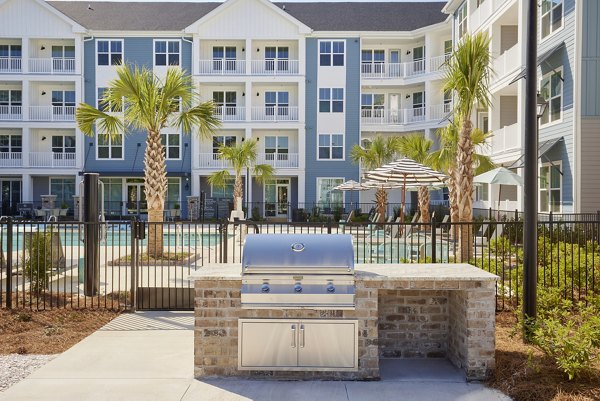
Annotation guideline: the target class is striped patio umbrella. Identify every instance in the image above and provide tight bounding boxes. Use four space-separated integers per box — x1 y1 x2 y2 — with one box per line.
365 158 447 222
333 180 368 208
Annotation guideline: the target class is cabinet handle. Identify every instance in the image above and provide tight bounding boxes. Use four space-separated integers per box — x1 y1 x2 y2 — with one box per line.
291 325 296 348
300 325 305 348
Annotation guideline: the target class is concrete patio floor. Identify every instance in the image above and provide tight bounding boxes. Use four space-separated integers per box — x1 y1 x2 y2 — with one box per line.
0 311 511 401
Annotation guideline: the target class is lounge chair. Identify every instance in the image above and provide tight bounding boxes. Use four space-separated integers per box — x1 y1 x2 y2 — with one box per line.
474 220 491 246
435 215 450 236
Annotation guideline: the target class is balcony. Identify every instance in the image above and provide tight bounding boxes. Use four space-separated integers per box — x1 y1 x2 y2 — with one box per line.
214 106 245 122
29 152 76 167
0 105 22 121
257 153 299 168
430 55 450 72
198 153 231 168
29 106 75 122
0 57 21 73
0 152 22 167
491 123 519 153
361 104 451 126
251 60 299 75
251 106 298 122
199 60 246 75
28 58 76 74
493 44 520 80
361 59 426 79
470 0 510 31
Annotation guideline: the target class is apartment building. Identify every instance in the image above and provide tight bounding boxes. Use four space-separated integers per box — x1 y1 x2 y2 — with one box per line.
0 0 453 219
444 0 600 213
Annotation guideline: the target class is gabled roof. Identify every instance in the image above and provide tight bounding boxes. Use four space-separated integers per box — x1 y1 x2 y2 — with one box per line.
0 0 86 33
48 1 448 32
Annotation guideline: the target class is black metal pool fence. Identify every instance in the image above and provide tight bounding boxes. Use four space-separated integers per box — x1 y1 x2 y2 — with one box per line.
0 218 598 311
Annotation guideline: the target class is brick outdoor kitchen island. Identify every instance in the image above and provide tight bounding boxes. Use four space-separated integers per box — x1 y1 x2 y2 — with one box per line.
190 263 498 381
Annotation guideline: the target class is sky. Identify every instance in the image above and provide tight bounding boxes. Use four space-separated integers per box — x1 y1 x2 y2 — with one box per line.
58 0 444 2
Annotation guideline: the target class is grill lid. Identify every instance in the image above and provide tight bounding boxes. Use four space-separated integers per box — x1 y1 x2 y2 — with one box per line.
242 234 354 274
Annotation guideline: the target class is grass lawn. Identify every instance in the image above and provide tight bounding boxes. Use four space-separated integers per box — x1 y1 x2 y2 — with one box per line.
490 312 600 401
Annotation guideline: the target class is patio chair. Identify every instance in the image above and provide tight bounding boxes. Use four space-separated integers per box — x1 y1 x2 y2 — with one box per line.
34 209 46 221
338 210 354 233
435 215 450 236
474 220 491 246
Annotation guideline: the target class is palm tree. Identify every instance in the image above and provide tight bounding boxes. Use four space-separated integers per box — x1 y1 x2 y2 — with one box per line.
444 31 493 260
76 65 220 257
350 135 399 222
208 139 274 215
396 134 434 224
428 118 495 239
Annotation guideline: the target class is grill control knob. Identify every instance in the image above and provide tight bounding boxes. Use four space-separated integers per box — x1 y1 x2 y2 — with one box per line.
327 284 335 293
294 283 302 293
261 283 270 293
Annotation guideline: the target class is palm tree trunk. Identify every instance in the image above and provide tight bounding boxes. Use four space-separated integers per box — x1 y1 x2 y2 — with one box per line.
144 129 167 258
448 166 459 241
418 186 430 224
375 187 387 223
233 174 243 211
456 119 475 262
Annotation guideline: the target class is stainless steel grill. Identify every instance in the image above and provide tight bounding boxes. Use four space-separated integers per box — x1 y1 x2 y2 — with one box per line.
241 234 355 310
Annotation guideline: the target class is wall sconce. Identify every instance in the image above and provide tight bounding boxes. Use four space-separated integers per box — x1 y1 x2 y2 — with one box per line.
41 136 47 141
184 175 190 191
405 94 411 99
242 92 245 97
242 48 245 52
406 50 411 55
256 92 260 97
257 48 260 52
40 46 45 51
41 91 46 95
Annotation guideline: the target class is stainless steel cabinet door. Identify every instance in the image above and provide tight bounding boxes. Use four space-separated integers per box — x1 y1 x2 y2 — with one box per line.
239 320 298 369
297 321 357 369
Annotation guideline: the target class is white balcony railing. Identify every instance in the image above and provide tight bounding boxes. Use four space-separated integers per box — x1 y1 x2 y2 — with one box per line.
29 152 76 167
251 106 298 122
29 106 76 121
0 105 22 120
0 57 22 73
361 104 451 125
470 0 509 31
430 54 451 72
199 59 246 75
493 44 520 79
0 152 22 167
257 153 299 168
198 153 231 168
361 59 427 79
28 58 76 74
214 106 245 122
251 60 299 75
491 123 520 154
429 102 453 121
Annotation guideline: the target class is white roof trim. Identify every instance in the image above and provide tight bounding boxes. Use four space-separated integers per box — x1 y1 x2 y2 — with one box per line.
0 0 88 33
184 0 312 34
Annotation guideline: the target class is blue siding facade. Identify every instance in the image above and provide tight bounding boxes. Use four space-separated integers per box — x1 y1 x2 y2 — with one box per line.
582 0 600 117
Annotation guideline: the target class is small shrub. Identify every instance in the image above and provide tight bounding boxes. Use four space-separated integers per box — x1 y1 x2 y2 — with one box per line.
24 231 54 293
13 311 32 322
251 206 261 221
333 207 343 222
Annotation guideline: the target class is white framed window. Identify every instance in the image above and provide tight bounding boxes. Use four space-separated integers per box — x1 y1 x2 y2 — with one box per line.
97 40 123 66
166 177 181 209
212 135 236 157
475 183 489 202
319 88 344 113
541 0 563 39
265 46 289 71
539 68 562 125
457 3 468 39
265 136 289 161
212 46 237 71
0 90 22 110
316 177 344 208
52 90 76 117
50 177 75 209
97 132 123 160
0 133 22 153
265 91 289 116
361 49 385 74
444 90 453 113
361 94 385 117
319 40 344 67
318 134 344 160
51 135 76 154
211 177 235 198
161 128 181 160
213 91 236 115
539 162 562 212
97 87 123 113
412 91 425 120
154 40 180 67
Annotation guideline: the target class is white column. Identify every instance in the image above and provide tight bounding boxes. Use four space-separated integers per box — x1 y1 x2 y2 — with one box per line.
193 35 200 76
22 38 30 74
424 80 432 121
298 38 306 76
22 173 32 202
245 127 252 206
191 171 200 196
424 33 434 73
297 173 305 204
21 127 30 167
22 80 30 121
298 127 306 171
74 36 82 76
245 39 252 75
244 81 252 121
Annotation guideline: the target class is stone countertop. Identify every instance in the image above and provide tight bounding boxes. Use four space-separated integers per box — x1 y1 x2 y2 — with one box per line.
189 263 498 282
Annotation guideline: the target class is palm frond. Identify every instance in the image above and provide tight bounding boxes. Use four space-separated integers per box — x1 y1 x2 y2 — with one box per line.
76 102 124 140
396 134 433 164
176 101 221 139
207 170 232 189
252 164 275 184
349 135 398 170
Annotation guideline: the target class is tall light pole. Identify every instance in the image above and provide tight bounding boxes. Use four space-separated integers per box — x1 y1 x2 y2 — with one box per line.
523 0 543 338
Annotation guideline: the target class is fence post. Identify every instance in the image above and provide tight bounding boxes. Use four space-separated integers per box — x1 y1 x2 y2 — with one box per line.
83 173 100 297
431 220 437 263
6 217 12 309
515 209 519 221
488 207 492 221
221 222 228 263
327 217 332 234
549 211 553 241
597 210 600 242
129 218 137 312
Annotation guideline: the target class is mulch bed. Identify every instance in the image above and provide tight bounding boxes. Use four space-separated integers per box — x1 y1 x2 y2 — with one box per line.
489 312 600 401
108 252 201 266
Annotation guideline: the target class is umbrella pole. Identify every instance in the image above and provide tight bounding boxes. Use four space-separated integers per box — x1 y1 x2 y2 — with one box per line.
498 184 502 220
400 175 406 223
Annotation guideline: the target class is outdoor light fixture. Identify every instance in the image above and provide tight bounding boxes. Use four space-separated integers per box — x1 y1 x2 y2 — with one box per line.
406 50 411 55
256 92 259 96
41 91 46 95
242 92 245 96
242 48 245 52
405 94 410 99
40 46 45 50
41 136 46 141
536 92 548 118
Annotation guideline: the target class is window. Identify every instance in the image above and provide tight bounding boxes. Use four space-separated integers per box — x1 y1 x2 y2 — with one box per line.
444 90 453 113
97 87 122 113
212 177 235 198
161 128 180 159
539 163 561 212
265 46 289 71
52 45 75 59
97 131 123 159
0 90 22 111
100 178 123 215
212 46 236 71
444 40 453 56
541 0 563 39
319 88 343 113
0 44 21 58
361 94 385 117
361 49 385 74
52 90 76 116
265 136 289 161
213 91 236 115
166 178 180 208
539 69 562 125
0 133 21 153
97 40 122 66
412 91 425 119
212 135 236 156
265 91 289 116
51 135 76 153
319 41 344 66
475 183 489 202
318 134 344 160
457 4 468 39
50 178 75 209
317 178 344 208
154 40 180 66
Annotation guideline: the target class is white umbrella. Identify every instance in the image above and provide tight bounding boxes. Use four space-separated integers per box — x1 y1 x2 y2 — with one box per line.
365 158 447 222
333 180 366 208
474 167 523 212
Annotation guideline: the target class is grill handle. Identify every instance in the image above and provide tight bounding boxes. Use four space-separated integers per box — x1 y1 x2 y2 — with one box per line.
300 325 305 348
291 325 296 348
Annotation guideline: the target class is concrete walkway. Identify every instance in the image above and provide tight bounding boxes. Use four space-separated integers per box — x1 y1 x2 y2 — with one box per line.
0 312 511 401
